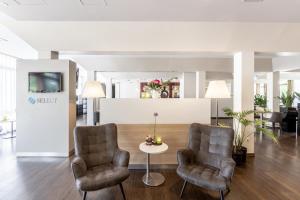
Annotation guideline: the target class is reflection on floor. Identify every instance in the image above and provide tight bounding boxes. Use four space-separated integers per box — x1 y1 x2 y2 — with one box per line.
0 125 299 200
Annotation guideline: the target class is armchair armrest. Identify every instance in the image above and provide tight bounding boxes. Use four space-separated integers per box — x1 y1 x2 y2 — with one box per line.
113 149 130 167
220 158 236 180
177 149 194 166
71 157 87 179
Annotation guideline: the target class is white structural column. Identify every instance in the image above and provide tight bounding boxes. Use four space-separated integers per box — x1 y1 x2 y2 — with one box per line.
86 70 95 125
267 72 280 112
105 78 113 98
39 51 59 59
234 52 255 154
182 72 196 98
196 71 206 98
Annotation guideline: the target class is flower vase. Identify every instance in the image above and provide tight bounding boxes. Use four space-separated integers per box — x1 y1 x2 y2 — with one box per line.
151 90 161 99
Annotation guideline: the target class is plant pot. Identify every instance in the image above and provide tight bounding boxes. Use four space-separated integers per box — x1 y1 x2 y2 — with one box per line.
232 146 247 166
151 90 161 99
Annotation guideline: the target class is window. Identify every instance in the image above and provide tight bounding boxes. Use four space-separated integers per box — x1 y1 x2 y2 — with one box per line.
0 53 16 119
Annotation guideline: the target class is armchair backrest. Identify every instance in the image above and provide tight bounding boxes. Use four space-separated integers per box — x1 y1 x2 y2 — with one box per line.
74 123 118 169
188 123 234 169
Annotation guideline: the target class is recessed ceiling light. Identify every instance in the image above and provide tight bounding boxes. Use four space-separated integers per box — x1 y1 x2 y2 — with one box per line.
0 1 9 6
13 0 46 6
242 0 264 2
0 37 8 42
80 0 107 6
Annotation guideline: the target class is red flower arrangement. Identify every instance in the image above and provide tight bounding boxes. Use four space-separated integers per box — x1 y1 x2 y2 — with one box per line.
147 79 162 91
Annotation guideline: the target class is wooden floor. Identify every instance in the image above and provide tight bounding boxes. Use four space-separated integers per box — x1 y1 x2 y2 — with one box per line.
0 127 300 200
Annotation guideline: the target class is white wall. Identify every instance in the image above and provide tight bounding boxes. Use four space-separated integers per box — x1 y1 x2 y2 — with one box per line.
16 59 76 157
273 56 300 72
119 79 140 98
100 98 211 124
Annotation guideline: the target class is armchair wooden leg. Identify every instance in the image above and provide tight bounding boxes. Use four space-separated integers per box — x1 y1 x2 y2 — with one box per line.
82 191 87 200
119 183 126 200
227 187 231 194
180 180 187 198
220 190 224 200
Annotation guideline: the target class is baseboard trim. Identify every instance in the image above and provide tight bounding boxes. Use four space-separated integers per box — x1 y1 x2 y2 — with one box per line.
247 153 255 157
129 164 177 170
211 117 233 119
16 152 69 157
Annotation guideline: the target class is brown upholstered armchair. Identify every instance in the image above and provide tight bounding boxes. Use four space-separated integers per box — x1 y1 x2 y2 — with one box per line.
71 124 130 200
177 123 235 200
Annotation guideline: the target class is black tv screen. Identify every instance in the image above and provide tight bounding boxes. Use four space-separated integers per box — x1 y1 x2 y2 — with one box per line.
28 72 63 93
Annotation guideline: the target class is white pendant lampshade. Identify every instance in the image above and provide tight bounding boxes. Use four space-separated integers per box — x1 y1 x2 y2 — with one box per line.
205 80 230 99
82 81 105 98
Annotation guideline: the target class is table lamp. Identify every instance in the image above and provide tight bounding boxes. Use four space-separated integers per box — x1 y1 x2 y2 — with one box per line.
205 80 230 125
82 80 105 125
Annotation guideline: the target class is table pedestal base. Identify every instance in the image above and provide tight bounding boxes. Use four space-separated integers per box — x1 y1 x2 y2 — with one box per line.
142 172 165 186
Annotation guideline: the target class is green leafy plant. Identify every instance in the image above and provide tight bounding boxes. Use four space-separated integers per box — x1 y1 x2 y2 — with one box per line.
277 92 296 108
254 94 267 108
223 108 278 153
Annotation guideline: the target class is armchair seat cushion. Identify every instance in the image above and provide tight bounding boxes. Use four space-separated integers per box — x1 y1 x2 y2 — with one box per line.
177 164 227 191
76 164 130 191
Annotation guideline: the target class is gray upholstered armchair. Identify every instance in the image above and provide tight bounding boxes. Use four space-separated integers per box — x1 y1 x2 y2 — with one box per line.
177 123 235 200
71 123 130 200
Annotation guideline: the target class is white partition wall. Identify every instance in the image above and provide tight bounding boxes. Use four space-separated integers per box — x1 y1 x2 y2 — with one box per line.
100 98 211 124
16 60 76 157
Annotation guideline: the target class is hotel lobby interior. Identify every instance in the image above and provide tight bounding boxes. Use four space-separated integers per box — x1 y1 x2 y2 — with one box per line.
1 1 300 200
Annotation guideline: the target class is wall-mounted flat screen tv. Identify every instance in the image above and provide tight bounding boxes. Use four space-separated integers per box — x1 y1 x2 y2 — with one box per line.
28 72 63 93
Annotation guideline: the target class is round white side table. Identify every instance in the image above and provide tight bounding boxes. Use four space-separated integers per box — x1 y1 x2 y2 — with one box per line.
139 142 168 186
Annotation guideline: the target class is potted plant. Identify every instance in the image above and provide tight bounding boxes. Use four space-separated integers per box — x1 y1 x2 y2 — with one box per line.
277 91 296 111
254 94 267 109
223 108 278 166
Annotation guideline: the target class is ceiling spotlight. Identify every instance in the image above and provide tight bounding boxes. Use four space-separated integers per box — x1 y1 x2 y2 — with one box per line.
0 1 9 6
242 0 264 2
103 0 107 6
0 37 8 42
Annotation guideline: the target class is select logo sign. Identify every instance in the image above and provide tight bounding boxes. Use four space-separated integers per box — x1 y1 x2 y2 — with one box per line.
28 97 58 104
28 97 36 104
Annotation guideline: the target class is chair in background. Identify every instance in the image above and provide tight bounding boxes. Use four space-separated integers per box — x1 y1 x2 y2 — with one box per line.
71 124 130 200
268 112 283 136
177 123 235 200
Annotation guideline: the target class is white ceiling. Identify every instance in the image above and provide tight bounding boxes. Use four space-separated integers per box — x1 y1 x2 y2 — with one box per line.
0 23 37 58
1 0 300 22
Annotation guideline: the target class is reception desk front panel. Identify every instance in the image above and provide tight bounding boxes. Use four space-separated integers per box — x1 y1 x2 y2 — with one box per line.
100 98 211 124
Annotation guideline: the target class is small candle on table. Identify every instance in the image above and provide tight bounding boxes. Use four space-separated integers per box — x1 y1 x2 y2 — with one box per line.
156 136 162 145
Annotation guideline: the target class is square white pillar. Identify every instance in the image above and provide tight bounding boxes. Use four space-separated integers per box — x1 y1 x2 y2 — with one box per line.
267 72 280 112
106 78 113 98
86 71 95 125
234 52 255 154
196 71 206 98
182 72 196 98
39 51 59 59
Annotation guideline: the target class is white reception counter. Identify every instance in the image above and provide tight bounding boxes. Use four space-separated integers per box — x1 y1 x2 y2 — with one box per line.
100 98 211 124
